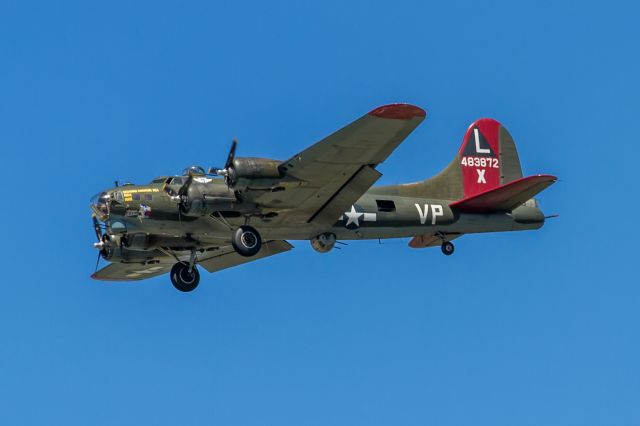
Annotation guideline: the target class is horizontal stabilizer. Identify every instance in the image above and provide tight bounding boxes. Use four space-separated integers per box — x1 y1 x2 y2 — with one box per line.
449 174 557 213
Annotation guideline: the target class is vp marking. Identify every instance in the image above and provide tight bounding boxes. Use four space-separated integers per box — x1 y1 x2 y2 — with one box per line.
476 168 486 184
415 204 443 225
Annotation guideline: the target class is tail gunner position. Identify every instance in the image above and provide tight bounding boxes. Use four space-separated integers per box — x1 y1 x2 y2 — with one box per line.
90 104 556 292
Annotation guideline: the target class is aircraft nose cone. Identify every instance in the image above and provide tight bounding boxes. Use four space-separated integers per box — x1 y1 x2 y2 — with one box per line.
90 191 111 220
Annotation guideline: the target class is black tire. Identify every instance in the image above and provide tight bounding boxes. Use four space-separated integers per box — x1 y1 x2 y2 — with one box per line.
441 241 455 256
170 262 200 292
231 225 262 257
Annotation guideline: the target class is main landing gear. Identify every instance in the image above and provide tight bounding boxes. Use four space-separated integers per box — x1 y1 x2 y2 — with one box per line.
170 262 200 292
441 241 455 256
169 225 263 292
232 225 262 257
171 250 200 292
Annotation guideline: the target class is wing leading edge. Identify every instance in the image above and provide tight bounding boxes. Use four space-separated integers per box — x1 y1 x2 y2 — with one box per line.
255 104 426 227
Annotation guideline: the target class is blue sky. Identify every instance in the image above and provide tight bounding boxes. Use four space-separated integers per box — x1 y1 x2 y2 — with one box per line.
0 1 638 425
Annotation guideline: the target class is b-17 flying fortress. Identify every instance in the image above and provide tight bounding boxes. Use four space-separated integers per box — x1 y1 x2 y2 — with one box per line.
90 104 556 291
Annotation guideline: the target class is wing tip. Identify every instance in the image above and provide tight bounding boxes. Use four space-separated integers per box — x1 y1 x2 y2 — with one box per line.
90 273 131 282
536 173 558 182
369 103 426 120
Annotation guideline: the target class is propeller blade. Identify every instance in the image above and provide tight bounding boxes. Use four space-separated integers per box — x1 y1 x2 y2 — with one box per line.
95 250 102 272
178 174 194 196
92 214 102 242
163 184 178 197
225 139 237 169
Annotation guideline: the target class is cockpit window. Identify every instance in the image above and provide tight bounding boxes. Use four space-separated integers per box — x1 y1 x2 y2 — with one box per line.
170 177 184 185
182 165 206 176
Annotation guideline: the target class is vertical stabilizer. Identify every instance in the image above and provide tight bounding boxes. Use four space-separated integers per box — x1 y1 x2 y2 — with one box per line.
371 118 524 201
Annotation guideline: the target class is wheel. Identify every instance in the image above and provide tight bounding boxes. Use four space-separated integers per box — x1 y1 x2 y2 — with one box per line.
441 241 455 256
232 225 262 257
170 262 200 292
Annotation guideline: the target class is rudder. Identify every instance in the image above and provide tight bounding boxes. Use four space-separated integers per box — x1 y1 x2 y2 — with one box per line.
458 118 523 198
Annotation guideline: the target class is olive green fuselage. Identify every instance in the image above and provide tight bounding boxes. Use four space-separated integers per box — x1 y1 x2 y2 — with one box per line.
96 178 544 250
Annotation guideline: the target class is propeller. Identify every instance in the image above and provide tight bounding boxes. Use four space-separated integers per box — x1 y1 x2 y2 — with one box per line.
94 250 102 273
163 171 196 214
92 214 103 243
179 174 194 197
163 139 237 208
225 139 237 170
209 139 237 186
92 214 105 272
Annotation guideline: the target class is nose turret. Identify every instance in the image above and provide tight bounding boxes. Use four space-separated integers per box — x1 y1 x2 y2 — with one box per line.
90 191 111 220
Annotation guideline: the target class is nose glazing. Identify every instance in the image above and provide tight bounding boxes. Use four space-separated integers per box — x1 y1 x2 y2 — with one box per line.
90 191 111 219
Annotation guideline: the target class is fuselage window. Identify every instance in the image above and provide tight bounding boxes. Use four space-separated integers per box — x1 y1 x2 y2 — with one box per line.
145 194 153 201
132 194 141 201
376 199 396 212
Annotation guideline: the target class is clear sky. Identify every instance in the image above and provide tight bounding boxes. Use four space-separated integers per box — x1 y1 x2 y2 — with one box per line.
0 1 638 425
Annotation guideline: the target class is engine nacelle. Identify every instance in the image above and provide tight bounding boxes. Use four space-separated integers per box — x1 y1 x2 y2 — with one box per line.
310 233 337 253
100 235 160 262
122 233 153 250
228 157 282 187
181 181 242 216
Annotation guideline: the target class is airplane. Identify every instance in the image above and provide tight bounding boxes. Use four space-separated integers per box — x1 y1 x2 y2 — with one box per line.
90 103 556 292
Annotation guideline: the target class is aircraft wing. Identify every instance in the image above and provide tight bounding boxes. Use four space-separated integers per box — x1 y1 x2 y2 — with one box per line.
91 240 293 282
91 259 174 281
197 240 293 273
254 104 426 227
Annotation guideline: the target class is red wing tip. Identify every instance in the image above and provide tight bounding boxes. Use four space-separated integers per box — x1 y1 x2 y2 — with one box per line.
369 103 426 120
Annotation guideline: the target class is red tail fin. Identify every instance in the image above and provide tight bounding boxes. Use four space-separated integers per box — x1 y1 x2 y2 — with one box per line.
371 118 542 204
458 118 523 198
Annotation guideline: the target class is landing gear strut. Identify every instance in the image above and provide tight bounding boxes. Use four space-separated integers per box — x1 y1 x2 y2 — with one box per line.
232 225 262 257
170 261 200 292
441 241 455 256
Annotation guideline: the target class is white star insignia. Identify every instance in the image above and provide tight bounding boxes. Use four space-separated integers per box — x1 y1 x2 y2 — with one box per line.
344 205 363 227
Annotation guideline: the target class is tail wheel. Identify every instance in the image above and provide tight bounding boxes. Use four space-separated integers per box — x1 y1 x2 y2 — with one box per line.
441 241 455 256
170 262 200 292
232 225 262 257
